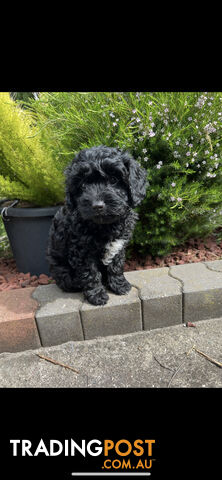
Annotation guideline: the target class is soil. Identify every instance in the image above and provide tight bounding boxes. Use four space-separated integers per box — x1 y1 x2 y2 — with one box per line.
0 233 222 292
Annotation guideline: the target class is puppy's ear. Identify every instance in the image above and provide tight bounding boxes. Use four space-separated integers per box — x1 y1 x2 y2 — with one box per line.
121 152 148 207
64 159 81 210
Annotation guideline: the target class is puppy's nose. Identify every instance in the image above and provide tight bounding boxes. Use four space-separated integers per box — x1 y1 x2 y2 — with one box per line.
92 201 105 212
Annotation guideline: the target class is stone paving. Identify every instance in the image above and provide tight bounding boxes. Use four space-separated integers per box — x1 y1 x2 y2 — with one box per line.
0 260 222 354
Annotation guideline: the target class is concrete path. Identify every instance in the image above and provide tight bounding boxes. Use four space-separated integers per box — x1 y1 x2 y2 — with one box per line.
0 316 221 388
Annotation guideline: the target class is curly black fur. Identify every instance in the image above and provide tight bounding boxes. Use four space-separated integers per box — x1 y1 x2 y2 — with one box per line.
47 145 148 305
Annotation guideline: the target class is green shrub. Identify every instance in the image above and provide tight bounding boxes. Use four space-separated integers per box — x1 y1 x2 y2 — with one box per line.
0 92 64 207
29 91 222 256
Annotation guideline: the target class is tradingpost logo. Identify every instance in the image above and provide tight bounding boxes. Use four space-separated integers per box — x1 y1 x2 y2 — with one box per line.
9 437 156 476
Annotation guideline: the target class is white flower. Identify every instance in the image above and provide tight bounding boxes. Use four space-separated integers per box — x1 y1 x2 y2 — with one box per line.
186 152 191 156
202 160 206 164
132 109 137 114
144 157 148 162
148 130 155 137
170 196 175 201
156 164 161 169
142 148 147 153
186 163 189 167
171 182 176 187
205 150 210 154
112 122 117 127
177 197 182 202
175 141 180 145
188 117 192 121
110 112 115 117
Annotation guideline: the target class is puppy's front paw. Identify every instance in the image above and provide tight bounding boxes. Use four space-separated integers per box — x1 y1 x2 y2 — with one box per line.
108 276 132 295
85 287 109 306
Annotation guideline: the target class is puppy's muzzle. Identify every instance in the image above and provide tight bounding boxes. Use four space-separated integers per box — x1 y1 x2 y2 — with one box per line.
92 201 105 213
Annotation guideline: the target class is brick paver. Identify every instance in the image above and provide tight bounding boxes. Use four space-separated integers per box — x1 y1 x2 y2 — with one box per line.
0 287 41 353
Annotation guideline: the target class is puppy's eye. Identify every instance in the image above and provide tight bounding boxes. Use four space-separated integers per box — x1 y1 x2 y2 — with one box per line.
110 176 118 184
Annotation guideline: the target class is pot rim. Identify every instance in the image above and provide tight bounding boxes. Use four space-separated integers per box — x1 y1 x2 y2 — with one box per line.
0 205 61 218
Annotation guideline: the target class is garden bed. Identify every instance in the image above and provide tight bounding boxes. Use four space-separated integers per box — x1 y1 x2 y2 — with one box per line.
1 232 222 292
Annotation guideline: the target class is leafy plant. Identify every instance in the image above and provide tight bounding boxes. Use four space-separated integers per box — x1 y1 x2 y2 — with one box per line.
28 91 222 256
0 92 64 206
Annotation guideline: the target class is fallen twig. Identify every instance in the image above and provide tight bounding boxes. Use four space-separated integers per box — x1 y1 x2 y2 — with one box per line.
35 353 80 374
167 345 195 388
153 354 175 372
193 347 222 368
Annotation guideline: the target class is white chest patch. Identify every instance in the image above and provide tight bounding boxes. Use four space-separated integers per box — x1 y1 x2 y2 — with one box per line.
102 239 125 265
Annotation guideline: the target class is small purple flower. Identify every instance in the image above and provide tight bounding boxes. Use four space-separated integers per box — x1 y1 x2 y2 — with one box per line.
177 197 182 202
112 122 117 127
171 182 176 187
186 152 191 156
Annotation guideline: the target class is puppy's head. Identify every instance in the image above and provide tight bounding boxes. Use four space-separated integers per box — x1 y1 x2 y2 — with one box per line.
65 145 148 224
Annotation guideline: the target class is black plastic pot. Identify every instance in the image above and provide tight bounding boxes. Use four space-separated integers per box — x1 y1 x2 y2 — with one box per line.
0 201 60 276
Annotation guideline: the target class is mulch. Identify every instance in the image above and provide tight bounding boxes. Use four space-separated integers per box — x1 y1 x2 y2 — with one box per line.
124 235 222 271
0 234 222 292
0 258 55 292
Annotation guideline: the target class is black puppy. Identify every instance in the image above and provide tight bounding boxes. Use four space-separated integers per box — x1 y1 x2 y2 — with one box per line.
47 145 147 305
